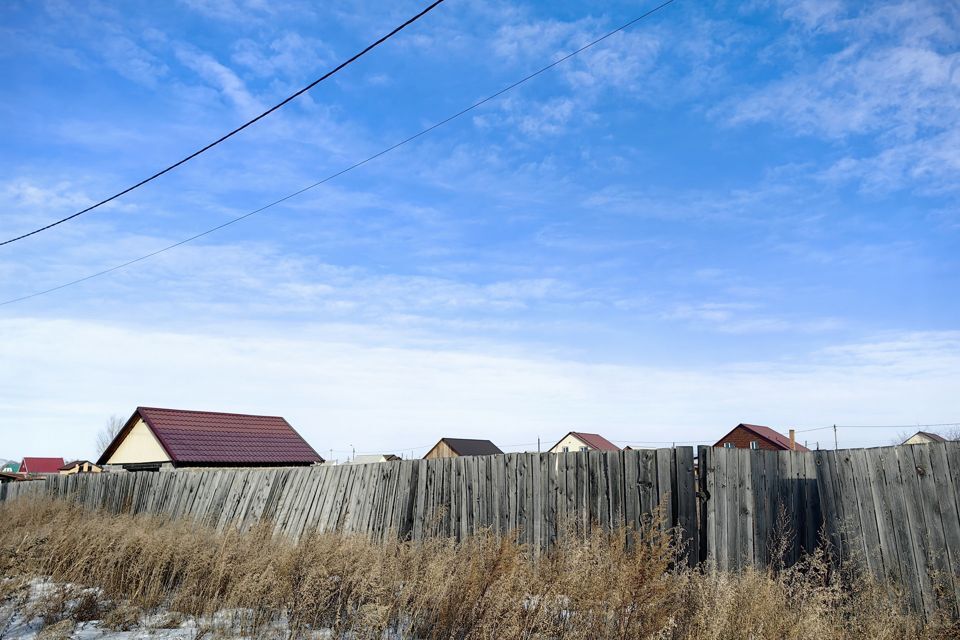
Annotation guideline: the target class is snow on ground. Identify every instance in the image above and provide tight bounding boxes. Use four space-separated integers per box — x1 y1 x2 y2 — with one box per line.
0 578 335 639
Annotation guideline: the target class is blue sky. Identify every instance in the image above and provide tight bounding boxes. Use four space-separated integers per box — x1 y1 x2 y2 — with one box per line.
1 0 958 460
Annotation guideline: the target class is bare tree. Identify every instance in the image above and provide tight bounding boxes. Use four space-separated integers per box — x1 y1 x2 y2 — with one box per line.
95 415 126 456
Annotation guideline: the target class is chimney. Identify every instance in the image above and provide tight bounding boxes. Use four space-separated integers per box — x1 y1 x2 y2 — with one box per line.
789 429 796 450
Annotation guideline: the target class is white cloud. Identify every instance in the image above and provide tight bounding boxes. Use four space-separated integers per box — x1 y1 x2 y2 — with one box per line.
0 318 957 459
724 1 960 194
175 46 263 116
231 33 332 79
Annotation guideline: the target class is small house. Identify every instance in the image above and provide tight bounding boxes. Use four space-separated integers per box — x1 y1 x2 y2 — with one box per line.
59 460 103 475
20 457 66 474
423 438 503 459
0 462 20 473
902 431 947 445
349 454 401 464
714 423 810 452
549 431 620 454
96 406 324 471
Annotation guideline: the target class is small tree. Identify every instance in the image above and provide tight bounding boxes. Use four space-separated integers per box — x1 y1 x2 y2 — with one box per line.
95 415 126 456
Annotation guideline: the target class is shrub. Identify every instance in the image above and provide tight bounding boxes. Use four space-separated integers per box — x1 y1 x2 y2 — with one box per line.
0 497 953 639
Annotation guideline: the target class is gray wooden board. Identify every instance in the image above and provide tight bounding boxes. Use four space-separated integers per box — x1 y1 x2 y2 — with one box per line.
700 447 716 566
928 443 960 612
911 444 954 610
881 447 925 613
850 449 884 578
624 449 639 533
675 447 696 565
738 448 754 569
899 446 936 615
864 448 900 584
656 448 673 531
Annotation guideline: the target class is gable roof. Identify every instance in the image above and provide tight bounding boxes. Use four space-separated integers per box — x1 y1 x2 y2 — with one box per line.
433 438 503 457
59 460 100 471
718 424 811 452
908 431 947 443
20 457 66 473
554 431 620 452
97 407 323 466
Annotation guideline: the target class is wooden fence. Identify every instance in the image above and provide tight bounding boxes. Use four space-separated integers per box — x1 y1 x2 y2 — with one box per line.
697 446 822 570
814 444 960 616
3 442 960 614
0 448 698 563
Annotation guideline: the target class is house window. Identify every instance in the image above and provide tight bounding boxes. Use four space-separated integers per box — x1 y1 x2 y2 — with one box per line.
749 441 759 450
724 442 735 449
562 446 569 453
579 446 589 452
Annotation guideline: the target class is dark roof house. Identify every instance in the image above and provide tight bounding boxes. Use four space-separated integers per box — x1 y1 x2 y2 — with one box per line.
423 438 503 459
549 431 620 453
97 406 323 470
20 457 66 474
714 423 810 452
59 460 103 475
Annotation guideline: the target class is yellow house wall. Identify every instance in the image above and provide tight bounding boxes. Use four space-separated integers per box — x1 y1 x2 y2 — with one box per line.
549 434 591 454
903 433 937 445
106 418 171 464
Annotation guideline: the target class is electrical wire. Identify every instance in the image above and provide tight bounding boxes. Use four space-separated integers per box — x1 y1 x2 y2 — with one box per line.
0 0 677 307
0 0 447 247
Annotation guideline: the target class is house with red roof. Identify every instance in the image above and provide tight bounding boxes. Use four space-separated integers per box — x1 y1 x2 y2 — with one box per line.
96 406 324 471
20 457 66 474
549 431 620 454
714 423 810 452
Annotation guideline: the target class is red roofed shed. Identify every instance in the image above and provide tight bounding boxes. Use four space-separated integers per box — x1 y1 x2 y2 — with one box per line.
20 457 66 474
714 423 810 452
97 407 323 471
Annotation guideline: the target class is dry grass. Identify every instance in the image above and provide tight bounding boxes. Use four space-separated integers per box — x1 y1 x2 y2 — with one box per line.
0 497 956 639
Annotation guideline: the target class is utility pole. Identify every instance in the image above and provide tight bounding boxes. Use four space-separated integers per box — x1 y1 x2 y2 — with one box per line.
537 437 540 453
351 444 355 461
833 424 838 450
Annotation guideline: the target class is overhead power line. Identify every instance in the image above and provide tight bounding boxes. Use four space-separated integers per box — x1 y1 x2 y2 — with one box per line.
794 422 960 433
0 0 447 248
0 0 677 307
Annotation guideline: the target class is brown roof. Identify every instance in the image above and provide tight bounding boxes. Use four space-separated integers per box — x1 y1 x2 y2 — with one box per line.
434 438 503 456
58 460 99 470
20 457 66 474
911 431 947 443
718 424 811 452
556 431 621 452
97 407 323 466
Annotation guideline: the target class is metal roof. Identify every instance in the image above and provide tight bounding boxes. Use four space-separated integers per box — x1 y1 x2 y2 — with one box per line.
97 407 323 466
20 457 66 473
434 438 503 456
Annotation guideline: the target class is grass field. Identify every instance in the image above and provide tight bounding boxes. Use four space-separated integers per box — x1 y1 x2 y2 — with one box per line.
0 497 956 639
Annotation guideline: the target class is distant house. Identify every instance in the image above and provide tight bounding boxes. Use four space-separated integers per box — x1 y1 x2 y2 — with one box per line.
59 460 103 475
550 432 620 454
20 457 66 474
349 454 401 465
902 431 948 445
0 461 20 473
423 438 503 459
714 424 810 452
96 406 324 471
